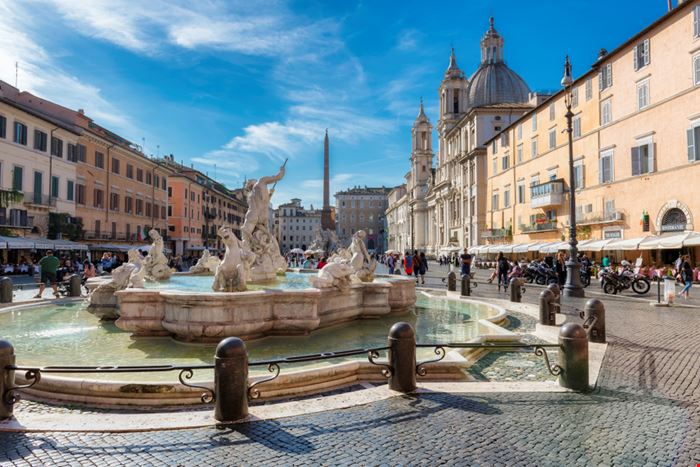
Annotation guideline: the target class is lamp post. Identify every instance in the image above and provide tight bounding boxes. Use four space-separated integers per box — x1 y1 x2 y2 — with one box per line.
410 204 415 251
203 191 210 250
561 55 585 298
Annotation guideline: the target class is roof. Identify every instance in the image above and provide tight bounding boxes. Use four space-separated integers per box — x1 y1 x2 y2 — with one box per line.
0 96 82 135
335 186 393 196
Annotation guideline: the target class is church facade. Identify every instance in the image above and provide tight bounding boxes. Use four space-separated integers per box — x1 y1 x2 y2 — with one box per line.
387 19 546 255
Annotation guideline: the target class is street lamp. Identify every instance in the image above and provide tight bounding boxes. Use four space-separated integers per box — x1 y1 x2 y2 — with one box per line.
561 55 585 298
410 205 415 251
203 191 210 250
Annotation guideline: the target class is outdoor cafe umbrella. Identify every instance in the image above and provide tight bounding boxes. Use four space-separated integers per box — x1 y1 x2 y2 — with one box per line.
289 248 305 254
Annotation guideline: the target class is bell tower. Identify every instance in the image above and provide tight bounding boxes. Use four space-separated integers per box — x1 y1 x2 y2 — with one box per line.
411 99 433 201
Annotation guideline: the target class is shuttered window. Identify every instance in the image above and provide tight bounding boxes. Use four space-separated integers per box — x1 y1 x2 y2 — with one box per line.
0 115 5 139
599 150 614 184
633 39 650 70
599 63 612 91
631 141 654 176
694 5 700 38
688 125 700 162
694 54 700 86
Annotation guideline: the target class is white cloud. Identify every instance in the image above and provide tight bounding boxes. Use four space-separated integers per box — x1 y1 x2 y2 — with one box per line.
396 29 421 51
0 3 132 134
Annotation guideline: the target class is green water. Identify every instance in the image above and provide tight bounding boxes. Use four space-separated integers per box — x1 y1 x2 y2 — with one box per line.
0 295 496 382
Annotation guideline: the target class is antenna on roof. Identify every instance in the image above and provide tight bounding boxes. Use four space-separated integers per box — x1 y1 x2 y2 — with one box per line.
15 61 18 88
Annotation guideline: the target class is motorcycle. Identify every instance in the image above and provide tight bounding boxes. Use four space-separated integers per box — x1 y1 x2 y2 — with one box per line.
601 267 650 295
523 261 539 284
579 263 591 288
534 262 559 285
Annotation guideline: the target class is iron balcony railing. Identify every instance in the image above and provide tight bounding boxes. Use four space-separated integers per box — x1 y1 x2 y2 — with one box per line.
481 228 511 239
23 192 57 207
520 222 559 233
530 180 564 209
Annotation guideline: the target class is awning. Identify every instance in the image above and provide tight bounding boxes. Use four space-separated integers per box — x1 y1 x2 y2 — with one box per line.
467 245 480 254
638 232 700 250
528 242 549 252
0 235 35 249
513 242 538 253
187 245 209 251
540 242 569 254
606 236 648 251
578 239 611 252
52 239 89 251
439 246 462 254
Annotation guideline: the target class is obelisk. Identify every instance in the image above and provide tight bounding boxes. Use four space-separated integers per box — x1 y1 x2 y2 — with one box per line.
321 129 335 231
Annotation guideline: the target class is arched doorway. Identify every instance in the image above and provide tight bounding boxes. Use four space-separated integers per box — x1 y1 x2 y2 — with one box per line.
660 208 687 233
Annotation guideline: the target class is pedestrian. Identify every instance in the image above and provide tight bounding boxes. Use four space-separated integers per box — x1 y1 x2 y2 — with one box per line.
556 251 567 285
496 252 510 292
419 252 428 285
404 251 413 276
34 250 60 299
412 250 422 284
460 248 472 277
679 255 694 299
601 255 610 268
387 253 396 274
317 257 327 269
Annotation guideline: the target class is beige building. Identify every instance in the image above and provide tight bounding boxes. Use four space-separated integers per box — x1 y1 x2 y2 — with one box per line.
484 1 700 264
274 198 321 252
385 185 409 252
0 81 80 238
335 186 391 252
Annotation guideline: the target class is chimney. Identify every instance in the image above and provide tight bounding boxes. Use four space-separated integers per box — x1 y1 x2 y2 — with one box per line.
597 48 608 61
78 108 84 115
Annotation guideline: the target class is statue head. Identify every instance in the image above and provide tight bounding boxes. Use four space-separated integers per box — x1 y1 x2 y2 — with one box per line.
149 229 161 241
355 229 367 239
244 179 257 192
127 249 141 263
217 225 234 242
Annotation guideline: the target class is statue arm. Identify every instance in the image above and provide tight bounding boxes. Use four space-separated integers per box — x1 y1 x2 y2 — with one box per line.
258 165 285 185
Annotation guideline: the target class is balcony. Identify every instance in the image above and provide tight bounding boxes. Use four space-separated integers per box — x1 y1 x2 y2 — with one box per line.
520 222 559 233
23 192 57 208
83 231 129 241
481 228 511 239
530 180 564 209
570 211 625 226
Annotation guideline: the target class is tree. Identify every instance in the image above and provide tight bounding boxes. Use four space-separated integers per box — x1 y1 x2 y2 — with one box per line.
48 213 83 241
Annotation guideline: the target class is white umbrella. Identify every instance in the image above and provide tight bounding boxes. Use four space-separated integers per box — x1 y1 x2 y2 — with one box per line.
606 236 648 251
289 248 305 254
578 239 611 252
682 231 700 246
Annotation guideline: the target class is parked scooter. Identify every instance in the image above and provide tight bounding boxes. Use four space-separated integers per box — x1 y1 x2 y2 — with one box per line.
600 264 650 295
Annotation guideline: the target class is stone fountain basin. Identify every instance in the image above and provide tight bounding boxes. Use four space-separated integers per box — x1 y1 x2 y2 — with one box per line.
114 278 417 342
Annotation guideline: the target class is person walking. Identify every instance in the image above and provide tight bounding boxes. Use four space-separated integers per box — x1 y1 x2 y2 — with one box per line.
555 251 567 285
404 251 413 276
387 253 396 274
496 252 510 292
679 255 694 299
460 248 472 277
34 250 60 299
412 250 421 284
418 251 428 285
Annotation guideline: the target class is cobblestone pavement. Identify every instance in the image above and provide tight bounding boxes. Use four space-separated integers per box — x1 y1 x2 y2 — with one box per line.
1 261 699 465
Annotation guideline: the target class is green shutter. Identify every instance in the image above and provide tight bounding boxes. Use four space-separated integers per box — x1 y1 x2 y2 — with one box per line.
690 128 697 162
12 167 23 191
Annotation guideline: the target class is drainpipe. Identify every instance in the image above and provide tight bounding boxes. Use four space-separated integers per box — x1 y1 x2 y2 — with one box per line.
48 127 58 208
105 144 115 236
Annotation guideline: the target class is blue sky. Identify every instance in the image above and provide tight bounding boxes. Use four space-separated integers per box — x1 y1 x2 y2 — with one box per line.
0 0 671 207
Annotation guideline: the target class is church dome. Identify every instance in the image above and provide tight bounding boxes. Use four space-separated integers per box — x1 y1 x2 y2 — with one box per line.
466 18 530 108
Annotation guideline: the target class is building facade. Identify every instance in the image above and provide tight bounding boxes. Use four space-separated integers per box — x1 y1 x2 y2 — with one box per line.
0 81 80 238
386 185 409 252
484 1 700 263
275 198 321 252
335 186 391 252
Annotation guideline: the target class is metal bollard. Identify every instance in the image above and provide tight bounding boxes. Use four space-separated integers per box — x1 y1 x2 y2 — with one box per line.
214 337 249 423
0 277 12 303
547 283 561 304
68 274 82 297
583 299 606 343
447 271 456 291
0 340 15 420
460 275 471 297
509 278 523 302
558 323 589 392
388 322 417 393
539 289 556 325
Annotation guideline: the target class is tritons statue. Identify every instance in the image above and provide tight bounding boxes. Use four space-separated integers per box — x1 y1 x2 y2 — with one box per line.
349 230 377 282
241 164 287 281
311 258 354 291
189 249 220 274
309 227 339 255
143 229 171 281
212 225 256 292
87 249 145 319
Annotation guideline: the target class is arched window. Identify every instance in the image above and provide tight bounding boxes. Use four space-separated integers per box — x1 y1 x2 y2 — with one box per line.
660 208 687 232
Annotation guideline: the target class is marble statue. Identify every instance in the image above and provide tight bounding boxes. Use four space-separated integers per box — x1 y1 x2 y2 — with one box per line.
212 225 256 292
311 258 354 291
349 230 377 282
309 227 339 255
189 249 220 274
87 248 145 319
143 229 171 281
241 164 288 281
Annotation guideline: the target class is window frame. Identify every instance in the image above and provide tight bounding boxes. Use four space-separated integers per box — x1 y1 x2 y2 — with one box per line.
548 128 556 149
633 39 650 71
585 77 593 101
599 149 614 184
13 121 27 145
601 98 612 126
572 115 581 139
636 79 650 110
693 53 700 86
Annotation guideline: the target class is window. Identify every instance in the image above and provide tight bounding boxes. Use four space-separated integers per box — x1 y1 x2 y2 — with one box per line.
51 137 63 157
531 114 537 132
516 144 523 163
585 77 593 101
146 172 152 185
531 138 538 158
633 39 650 70
573 115 581 138
93 188 104 208
168 187 172 197
126 164 134 179
67 143 77 162
137 168 144 182
573 161 584 190
13 122 27 145
51 176 59 198
601 98 612 125
599 149 614 184
111 158 120 174
637 79 650 110
500 132 509 147
77 144 86 162
501 154 510 171
688 123 700 161
492 193 499 210
599 63 613 91
110 193 120 211
571 87 579 108
125 196 133 214
0 115 5 138
161 177 167 190
492 158 497 174
517 183 525 204
517 124 522 140
504 189 511 208
95 151 104 168
76 184 86 205
146 202 152 218
694 4 699 38
693 54 700 86
136 199 143 215
548 129 556 149
12 166 22 191
34 130 47 152
66 180 74 201
631 140 654 175
549 104 555 121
